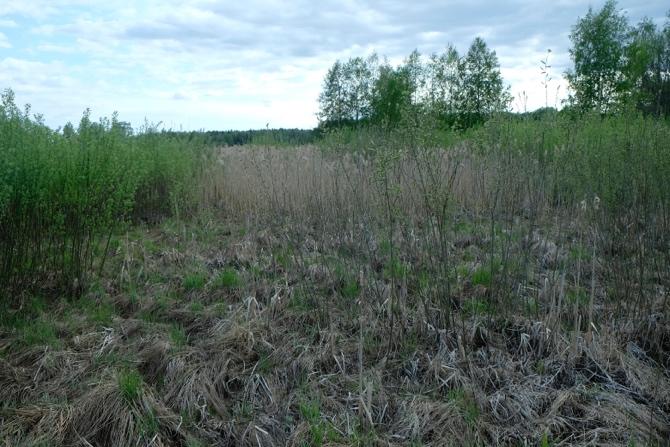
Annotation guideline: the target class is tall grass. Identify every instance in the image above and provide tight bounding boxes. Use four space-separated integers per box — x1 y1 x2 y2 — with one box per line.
0 89 208 299
217 110 670 335
468 112 670 330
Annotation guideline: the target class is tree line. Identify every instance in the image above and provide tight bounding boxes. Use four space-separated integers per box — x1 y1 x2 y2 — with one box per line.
165 128 317 147
318 37 510 129
318 0 670 129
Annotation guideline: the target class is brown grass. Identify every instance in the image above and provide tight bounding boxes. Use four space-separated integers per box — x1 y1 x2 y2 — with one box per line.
1 142 668 446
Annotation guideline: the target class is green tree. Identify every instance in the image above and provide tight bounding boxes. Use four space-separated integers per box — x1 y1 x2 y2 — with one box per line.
370 61 413 127
318 60 347 126
625 14 670 116
317 39 510 129
342 54 378 122
318 56 378 127
457 37 510 127
402 49 426 106
425 45 461 118
565 0 630 113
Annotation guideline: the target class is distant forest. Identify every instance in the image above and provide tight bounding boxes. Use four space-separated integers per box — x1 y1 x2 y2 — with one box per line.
164 128 318 146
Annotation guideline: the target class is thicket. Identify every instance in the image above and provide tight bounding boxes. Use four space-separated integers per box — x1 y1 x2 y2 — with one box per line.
319 107 670 217
474 112 670 212
0 89 208 299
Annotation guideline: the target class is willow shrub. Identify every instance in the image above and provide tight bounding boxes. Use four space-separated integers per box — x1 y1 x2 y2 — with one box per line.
471 112 670 217
0 90 206 299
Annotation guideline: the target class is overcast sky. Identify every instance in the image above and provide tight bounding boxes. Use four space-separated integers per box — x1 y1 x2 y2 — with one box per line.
0 1 668 130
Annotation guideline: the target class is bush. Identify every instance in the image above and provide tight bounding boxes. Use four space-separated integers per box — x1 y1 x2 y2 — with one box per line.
0 89 208 300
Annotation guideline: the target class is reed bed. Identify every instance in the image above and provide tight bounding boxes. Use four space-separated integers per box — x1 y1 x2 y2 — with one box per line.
1 107 668 445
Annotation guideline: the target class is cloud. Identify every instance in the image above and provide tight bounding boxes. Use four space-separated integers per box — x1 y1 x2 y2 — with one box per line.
35 43 75 53
0 58 72 90
0 31 10 48
1 0 668 129
0 19 18 28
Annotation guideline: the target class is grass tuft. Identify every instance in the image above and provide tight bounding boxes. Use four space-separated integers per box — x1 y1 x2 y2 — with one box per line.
213 268 241 289
118 368 143 404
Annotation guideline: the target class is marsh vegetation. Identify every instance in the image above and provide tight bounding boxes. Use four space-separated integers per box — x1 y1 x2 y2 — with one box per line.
1 1 669 446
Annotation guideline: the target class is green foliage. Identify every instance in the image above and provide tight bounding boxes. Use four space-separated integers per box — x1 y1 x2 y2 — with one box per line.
318 38 510 130
188 301 205 313
625 16 670 116
473 112 670 215
214 268 241 289
118 368 143 404
471 265 493 287
185 437 205 447
569 245 590 262
384 257 407 280
93 351 132 368
273 246 293 270
172 128 316 147
370 61 414 127
20 318 61 348
86 299 116 326
169 324 187 348
0 295 47 329
318 54 378 126
288 289 315 312
232 400 253 420
566 0 629 112
425 44 461 118
255 352 276 374
447 388 480 426
463 299 491 316
298 399 340 446
183 272 207 291
0 90 208 300
340 278 361 299
213 302 228 317
540 431 551 447
298 399 320 421
139 408 159 437
456 37 511 127
567 288 589 306
0 296 62 348
566 1 670 115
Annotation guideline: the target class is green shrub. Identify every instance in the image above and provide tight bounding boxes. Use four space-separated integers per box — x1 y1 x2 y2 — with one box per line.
0 89 209 300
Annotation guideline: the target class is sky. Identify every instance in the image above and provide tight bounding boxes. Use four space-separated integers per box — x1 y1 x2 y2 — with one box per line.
0 1 668 131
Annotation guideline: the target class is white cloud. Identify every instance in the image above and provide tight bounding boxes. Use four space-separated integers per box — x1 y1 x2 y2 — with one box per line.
0 19 18 27
1 0 667 129
0 31 10 48
35 43 75 53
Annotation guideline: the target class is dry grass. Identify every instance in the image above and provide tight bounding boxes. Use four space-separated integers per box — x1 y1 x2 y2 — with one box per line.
216 144 489 224
1 142 668 446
